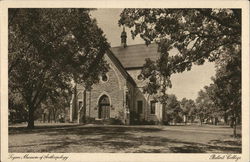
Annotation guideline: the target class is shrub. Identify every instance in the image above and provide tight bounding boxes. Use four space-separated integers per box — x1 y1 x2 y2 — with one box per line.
103 118 123 125
174 115 183 123
85 117 123 125
137 119 157 125
129 111 140 125
85 117 96 124
58 117 65 123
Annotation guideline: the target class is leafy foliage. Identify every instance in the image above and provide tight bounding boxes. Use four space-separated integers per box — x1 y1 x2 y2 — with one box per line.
119 9 240 72
195 89 215 125
40 90 71 123
9 9 110 128
213 47 241 121
180 98 196 123
208 47 241 136
193 45 241 134
119 8 241 93
163 94 182 125
119 9 241 131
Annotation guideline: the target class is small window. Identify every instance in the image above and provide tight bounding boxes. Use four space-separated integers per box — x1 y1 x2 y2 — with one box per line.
150 101 156 114
137 74 143 80
101 74 108 82
137 100 143 114
126 92 130 108
79 101 83 109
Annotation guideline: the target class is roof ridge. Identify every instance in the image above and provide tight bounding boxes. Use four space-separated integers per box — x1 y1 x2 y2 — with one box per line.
111 43 157 48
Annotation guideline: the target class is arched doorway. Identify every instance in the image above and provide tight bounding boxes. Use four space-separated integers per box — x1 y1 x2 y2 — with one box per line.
98 95 110 119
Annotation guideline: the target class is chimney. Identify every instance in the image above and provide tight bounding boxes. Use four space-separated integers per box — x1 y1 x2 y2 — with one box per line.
121 26 127 48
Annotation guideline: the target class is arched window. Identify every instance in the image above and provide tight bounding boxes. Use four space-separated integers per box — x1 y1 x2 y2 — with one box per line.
99 95 110 105
98 95 110 119
101 74 108 82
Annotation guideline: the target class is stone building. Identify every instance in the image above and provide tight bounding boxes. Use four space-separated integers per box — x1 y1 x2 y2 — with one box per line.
69 29 163 124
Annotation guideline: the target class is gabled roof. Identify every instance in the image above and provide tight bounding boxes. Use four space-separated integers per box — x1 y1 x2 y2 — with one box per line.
111 43 160 69
106 49 136 86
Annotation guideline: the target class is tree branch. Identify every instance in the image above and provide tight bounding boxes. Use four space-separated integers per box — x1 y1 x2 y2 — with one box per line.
198 9 241 31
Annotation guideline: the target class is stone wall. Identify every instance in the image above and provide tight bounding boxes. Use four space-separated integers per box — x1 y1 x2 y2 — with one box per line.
71 54 163 124
75 54 128 123
127 69 163 123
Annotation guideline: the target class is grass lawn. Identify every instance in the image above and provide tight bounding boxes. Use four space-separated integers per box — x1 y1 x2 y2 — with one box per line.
9 123 241 153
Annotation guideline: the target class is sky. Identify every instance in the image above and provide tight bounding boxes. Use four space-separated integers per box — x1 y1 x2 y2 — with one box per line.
90 8 216 101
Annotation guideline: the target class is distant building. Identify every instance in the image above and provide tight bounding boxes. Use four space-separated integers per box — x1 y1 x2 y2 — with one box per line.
69 28 164 124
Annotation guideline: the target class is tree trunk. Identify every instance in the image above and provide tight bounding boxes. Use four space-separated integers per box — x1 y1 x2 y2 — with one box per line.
230 119 233 128
83 90 86 123
190 117 194 124
52 109 56 123
215 117 218 125
48 111 51 123
27 105 35 129
53 113 56 123
43 113 46 123
224 113 228 125
161 103 166 125
77 111 81 124
184 115 187 125
233 118 237 138
233 109 237 138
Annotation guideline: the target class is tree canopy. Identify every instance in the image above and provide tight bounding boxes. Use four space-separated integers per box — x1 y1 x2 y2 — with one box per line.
195 89 215 125
119 9 241 133
163 94 182 125
9 8 110 128
119 8 241 85
119 9 240 73
208 46 241 136
180 98 196 123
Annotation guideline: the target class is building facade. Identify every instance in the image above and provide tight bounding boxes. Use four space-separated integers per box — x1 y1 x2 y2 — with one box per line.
69 30 163 124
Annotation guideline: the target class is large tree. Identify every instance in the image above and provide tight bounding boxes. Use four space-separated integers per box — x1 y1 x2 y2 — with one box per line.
195 89 214 125
9 9 110 129
163 94 182 125
119 9 240 66
209 47 241 137
119 9 241 130
195 47 241 136
180 98 196 124
40 89 70 123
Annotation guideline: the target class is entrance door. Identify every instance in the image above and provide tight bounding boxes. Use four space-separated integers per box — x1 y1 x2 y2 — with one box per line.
98 95 110 119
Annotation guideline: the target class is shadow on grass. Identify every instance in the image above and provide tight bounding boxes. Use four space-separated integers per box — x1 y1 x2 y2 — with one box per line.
170 144 241 153
170 145 206 153
8 124 82 134
209 139 241 147
230 134 242 138
9 125 242 153
9 125 163 135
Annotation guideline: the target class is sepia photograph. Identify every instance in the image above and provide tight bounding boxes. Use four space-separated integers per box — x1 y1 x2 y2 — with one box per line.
1 1 249 162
